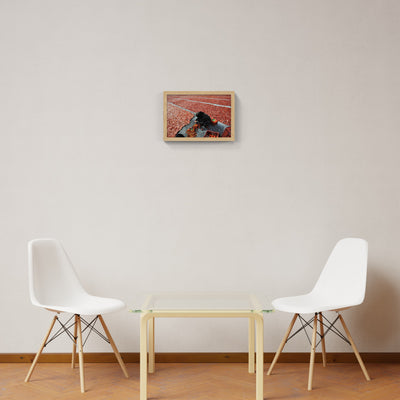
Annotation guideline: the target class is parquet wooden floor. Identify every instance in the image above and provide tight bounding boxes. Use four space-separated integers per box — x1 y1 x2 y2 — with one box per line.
1 362 399 399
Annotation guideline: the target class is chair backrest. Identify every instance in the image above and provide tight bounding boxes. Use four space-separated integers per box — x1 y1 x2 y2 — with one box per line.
311 238 368 307
28 239 87 308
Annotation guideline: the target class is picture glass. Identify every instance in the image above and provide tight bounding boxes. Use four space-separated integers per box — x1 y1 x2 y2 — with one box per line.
164 91 235 141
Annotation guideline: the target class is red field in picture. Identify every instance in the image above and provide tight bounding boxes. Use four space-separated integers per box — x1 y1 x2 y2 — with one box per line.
164 92 235 141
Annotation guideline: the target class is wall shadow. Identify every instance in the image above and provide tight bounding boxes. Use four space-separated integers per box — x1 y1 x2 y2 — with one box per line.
351 265 400 348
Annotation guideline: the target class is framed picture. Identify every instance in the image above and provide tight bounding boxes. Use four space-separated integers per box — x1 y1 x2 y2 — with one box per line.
164 91 235 141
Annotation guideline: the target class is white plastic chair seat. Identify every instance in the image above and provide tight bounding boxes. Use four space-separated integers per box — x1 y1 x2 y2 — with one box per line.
272 294 360 314
273 238 368 314
34 293 125 315
28 238 126 316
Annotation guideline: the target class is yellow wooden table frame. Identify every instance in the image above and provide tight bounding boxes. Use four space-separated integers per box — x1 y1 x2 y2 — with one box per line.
139 309 264 400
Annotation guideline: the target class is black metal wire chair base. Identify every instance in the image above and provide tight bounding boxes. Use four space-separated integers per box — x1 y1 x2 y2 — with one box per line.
286 312 350 348
45 314 110 348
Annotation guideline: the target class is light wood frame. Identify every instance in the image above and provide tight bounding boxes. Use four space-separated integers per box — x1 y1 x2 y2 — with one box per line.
140 310 263 400
163 91 235 141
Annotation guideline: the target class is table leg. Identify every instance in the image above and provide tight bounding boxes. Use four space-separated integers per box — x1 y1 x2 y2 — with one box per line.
140 313 149 400
149 317 155 373
255 313 264 400
248 317 255 373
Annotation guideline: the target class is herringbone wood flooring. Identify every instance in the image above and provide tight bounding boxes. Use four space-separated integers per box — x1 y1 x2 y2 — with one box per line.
1 362 399 399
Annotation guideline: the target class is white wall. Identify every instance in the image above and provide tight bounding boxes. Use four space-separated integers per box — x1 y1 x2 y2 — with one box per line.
1 0 400 353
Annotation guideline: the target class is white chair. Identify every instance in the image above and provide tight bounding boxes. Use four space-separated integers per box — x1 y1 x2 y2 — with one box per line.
25 238 129 393
267 238 371 390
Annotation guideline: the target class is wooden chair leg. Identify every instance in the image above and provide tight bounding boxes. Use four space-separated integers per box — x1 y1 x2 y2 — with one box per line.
267 313 298 375
25 315 58 383
319 312 327 367
338 314 371 381
98 315 129 378
72 314 78 368
308 313 318 391
76 315 85 393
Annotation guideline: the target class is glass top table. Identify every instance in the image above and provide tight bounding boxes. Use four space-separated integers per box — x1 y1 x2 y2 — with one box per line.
132 292 273 400
131 292 273 313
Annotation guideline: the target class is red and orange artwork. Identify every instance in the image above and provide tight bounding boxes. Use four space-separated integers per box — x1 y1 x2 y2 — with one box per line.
164 92 235 141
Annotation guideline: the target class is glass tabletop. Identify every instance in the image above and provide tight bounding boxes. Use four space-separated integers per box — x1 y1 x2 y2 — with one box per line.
130 292 273 313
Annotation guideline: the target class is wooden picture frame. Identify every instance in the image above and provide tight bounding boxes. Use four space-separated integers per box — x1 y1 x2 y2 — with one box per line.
163 91 235 141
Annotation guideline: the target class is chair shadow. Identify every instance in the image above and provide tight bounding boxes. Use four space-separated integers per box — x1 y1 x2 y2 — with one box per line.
351 265 400 348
